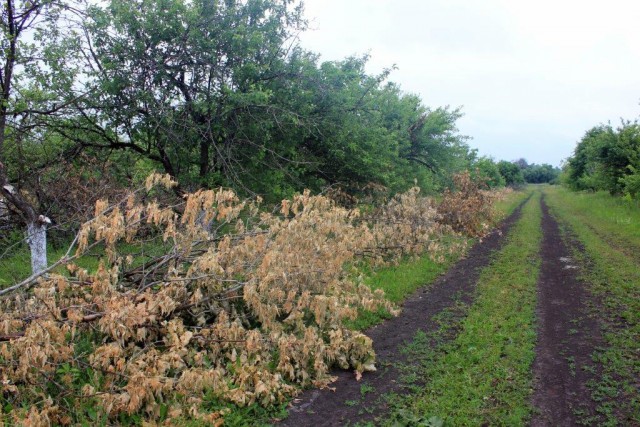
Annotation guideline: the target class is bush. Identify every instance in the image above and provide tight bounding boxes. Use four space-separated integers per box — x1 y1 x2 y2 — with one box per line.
436 171 496 237
620 166 640 199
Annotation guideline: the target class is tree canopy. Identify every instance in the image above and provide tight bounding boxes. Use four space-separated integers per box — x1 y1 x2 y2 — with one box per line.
497 160 525 187
0 0 484 274
1 0 476 211
564 121 640 197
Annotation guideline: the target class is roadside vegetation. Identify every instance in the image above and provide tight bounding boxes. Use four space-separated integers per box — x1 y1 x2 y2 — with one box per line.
493 188 531 219
543 187 640 254
0 171 511 425
564 120 640 198
351 186 527 331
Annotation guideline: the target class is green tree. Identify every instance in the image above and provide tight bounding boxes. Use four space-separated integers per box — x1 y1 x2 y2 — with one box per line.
275 54 401 194
473 157 505 188
565 122 640 195
58 0 306 192
0 0 81 274
497 160 525 187
2 0 477 229
49 0 472 202
279 56 471 195
522 163 560 184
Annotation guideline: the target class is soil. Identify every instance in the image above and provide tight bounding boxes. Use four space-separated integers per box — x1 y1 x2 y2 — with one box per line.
280 201 527 427
530 197 603 426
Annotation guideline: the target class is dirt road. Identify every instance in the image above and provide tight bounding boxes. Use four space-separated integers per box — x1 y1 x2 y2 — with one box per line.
280 193 610 426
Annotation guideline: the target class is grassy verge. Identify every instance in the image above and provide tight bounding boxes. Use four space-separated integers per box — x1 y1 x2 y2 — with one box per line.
543 186 640 254
386 190 542 426
348 240 464 331
0 243 60 287
493 187 531 220
0 239 173 288
543 186 640 425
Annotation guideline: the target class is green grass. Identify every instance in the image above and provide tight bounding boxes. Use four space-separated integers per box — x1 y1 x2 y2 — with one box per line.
384 300 469 426
0 238 173 288
0 247 34 287
493 188 532 219
0 243 96 287
386 190 543 425
544 186 640 255
543 186 640 425
348 245 464 331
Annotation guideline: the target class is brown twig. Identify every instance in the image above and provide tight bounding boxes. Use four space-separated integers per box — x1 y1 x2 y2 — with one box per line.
0 333 25 342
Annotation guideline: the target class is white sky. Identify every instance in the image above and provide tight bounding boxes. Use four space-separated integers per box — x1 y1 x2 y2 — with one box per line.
298 0 640 166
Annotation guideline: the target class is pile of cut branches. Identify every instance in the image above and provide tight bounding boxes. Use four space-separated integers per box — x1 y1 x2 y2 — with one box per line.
0 173 489 425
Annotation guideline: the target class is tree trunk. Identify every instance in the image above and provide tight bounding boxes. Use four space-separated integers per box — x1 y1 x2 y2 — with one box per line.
26 220 47 274
0 163 51 276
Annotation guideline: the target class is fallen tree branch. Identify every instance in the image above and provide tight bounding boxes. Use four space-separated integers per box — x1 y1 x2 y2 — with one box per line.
0 333 24 342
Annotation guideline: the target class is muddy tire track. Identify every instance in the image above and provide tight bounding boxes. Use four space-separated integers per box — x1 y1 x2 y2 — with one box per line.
530 196 603 426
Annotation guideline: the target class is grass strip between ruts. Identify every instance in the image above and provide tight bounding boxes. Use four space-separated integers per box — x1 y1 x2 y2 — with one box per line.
393 190 542 425
543 186 640 425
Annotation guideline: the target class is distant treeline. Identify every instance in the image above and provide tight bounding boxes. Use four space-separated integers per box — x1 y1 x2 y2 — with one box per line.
473 158 560 188
564 121 640 198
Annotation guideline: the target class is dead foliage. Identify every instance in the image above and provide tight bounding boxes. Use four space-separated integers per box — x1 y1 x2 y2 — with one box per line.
0 174 475 425
436 171 498 237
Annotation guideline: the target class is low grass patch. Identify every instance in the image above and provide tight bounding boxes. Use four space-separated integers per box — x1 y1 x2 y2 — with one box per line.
383 298 470 427
0 247 36 287
544 186 640 425
493 187 532 219
348 244 464 331
0 243 100 288
386 190 542 425
0 238 173 289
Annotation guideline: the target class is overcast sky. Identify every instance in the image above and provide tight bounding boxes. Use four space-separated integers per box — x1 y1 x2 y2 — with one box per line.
298 0 640 166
